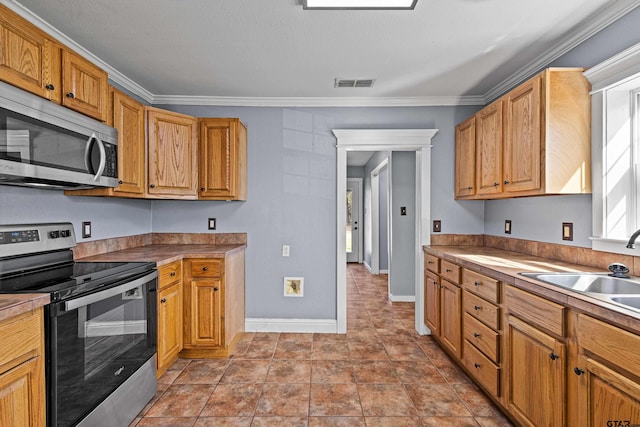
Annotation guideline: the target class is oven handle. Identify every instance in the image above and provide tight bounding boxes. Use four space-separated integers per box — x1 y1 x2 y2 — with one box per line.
63 271 158 311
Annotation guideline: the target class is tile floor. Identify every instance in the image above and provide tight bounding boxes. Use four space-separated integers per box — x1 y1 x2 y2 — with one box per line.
131 264 513 426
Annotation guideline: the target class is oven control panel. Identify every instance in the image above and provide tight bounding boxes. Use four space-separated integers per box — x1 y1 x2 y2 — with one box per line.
0 223 76 258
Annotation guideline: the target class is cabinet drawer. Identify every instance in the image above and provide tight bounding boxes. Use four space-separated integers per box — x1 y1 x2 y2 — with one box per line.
463 269 500 303
190 260 222 277
425 254 440 274
464 291 500 330
577 314 640 373
463 339 500 397
464 312 499 363
0 310 42 371
505 285 565 337
441 260 461 283
158 261 182 289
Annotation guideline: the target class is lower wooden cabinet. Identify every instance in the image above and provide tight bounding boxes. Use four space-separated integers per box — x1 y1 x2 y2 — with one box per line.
424 271 440 335
439 279 462 358
0 308 46 427
157 261 183 377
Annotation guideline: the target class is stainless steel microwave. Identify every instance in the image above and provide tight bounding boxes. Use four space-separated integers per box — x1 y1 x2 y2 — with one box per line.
0 80 118 190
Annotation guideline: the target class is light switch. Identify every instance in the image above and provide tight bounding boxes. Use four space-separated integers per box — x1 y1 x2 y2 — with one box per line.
505 220 512 234
562 222 573 241
82 221 91 238
208 218 216 230
282 245 290 257
433 220 441 233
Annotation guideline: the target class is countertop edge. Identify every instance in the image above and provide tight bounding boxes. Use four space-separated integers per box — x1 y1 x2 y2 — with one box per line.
0 293 50 323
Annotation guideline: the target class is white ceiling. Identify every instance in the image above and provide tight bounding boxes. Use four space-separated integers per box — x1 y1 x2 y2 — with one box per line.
5 0 639 106
347 151 376 167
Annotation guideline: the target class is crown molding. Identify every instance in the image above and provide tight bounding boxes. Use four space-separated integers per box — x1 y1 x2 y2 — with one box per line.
151 95 485 107
3 0 155 103
584 41 640 92
333 129 438 147
483 0 640 103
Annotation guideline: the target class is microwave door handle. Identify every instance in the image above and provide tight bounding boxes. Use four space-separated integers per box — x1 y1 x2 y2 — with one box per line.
93 134 106 181
63 271 158 311
83 134 93 172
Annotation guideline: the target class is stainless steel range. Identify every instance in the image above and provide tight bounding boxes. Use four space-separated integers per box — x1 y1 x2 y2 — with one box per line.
0 223 157 427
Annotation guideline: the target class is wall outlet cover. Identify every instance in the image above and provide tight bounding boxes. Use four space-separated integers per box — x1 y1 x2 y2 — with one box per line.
284 277 304 297
433 220 441 233
505 220 512 234
562 222 573 241
82 221 91 238
208 218 216 230
282 245 290 257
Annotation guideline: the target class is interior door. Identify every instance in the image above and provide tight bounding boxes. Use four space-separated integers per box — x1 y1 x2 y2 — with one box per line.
346 179 361 263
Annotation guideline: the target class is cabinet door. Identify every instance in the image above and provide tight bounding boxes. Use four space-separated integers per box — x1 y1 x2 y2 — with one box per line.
112 89 145 195
506 315 565 427
424 272 440 336
476 100 503 196
186 278 222 347
0 356 46 427
455 116 476 198
61 48 108 121
199 118 247 200
147 108 198 198
504 75 542 193
576 357 640 426
157 281 183 374
439 279 461 358
0 5 60 102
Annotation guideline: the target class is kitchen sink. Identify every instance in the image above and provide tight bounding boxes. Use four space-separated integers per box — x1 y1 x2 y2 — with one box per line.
519 272 640 313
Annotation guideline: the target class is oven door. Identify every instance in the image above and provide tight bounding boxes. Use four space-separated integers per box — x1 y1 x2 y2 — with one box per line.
47 270 157 427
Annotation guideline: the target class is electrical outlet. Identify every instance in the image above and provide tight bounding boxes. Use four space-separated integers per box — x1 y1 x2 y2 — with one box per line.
505 220 512 234
282 245 290 257
284 277 304 297
433 220 441 233
208 218 216 230
400 206 407 216
562 222 573 241
82 221 91 238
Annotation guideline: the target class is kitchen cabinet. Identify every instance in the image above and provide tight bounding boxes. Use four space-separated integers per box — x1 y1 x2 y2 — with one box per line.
181 250 245 358
424 271 440 336
454 116 476 198
504 285 567 427
65 87 146 198
440 278 462 358
157 261 183 377
455 68 591 200
0 5 108 121
146 107 198 199
199 118 247 200
575 314 640 426
0 308 46 427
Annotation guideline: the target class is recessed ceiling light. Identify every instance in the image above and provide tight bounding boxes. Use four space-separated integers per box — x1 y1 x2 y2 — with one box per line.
303 0 417 10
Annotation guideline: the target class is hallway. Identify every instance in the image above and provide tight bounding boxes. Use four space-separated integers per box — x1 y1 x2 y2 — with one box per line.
131 264 512 426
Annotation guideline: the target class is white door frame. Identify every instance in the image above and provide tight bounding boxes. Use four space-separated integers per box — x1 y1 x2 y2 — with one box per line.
369 159 389 274
346 177 363 263
334 129 438 334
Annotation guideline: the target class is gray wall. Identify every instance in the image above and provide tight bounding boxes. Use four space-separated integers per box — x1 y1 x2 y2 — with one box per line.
379 166 389 272
390 152 416 297
347 166 365 178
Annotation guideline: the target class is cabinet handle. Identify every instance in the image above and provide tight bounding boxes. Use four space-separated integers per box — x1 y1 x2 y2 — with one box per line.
504 180 510 185
45 83 55 90
118 180 123 185
66 92 75 99
201 187 205 191
467 186 473 190
549 352 559 361
214 287 219 291
150 184 156 189
439 285 444 289
473 305 481 311
160 298 167 303
202 267 208 271
473 332 480 338
574 367 585 376
493 182 499 187
445 269 452 273
427 261 434 264
170 272 176 277
432 281 438 285
474 363 481 369
474 281 481 286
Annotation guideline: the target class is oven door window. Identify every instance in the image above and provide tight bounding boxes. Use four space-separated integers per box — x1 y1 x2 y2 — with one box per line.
52 281 156 427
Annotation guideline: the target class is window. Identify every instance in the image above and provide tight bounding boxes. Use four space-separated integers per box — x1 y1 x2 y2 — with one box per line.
587 42 640 254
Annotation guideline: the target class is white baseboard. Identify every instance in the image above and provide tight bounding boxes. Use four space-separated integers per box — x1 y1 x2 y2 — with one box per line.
388 294 415 302
245 318 338 333
364 261 374 274
379 269 389 274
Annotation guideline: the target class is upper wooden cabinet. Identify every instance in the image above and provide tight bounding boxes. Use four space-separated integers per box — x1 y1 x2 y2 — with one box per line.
146 107 198 199
60 48 108 122
199 118 247 201
454 116 476 198
0 5 108 122
455 68 591 200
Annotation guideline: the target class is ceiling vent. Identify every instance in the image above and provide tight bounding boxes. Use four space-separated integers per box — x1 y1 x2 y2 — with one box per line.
335 78 376 88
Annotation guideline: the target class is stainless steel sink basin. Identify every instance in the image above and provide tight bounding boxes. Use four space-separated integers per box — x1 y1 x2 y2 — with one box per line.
519 272 640 294
610 296 640 310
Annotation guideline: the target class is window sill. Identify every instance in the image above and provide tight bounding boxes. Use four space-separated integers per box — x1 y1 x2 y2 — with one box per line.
590 237 640 256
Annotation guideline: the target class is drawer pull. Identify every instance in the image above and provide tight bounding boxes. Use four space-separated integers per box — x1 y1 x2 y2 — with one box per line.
202 267 208 271
445 269 453 273
214 287 219 291
474 281 481 286
474 363 481 369
473 332 480 338
66 92 75 99
549 352 559 361
160 298 167 304
574 367 585 376
440 285 444 289
432 281 438 285
467 186 473 190
45 83 55 91
427 261 434 264
170 272 176 277
473 305 481 311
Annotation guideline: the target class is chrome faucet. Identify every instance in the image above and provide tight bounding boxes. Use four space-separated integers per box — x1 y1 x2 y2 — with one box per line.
627 229 640 249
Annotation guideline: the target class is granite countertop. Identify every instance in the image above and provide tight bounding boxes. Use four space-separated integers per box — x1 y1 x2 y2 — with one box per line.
0 294 50 323
424 245 640 333
78 243 246 266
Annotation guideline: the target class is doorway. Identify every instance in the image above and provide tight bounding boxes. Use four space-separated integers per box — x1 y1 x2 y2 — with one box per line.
346 178 363 263
334 129 438 335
